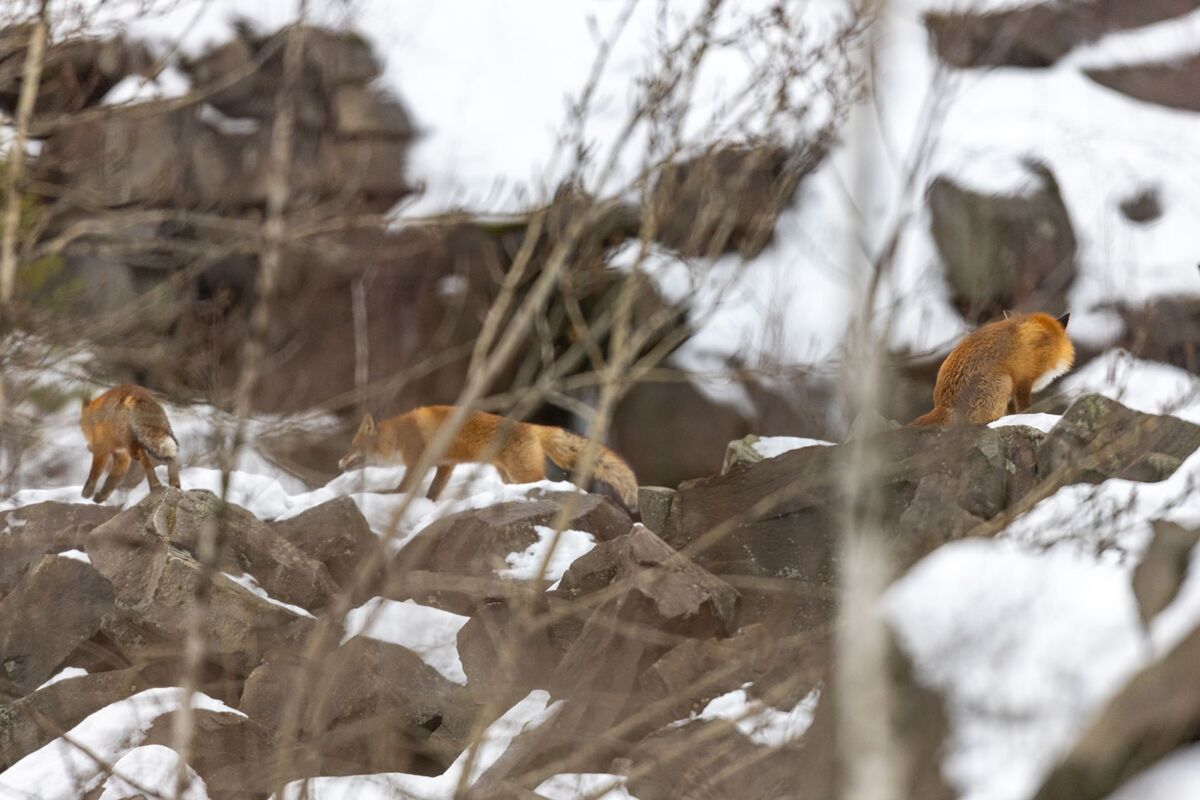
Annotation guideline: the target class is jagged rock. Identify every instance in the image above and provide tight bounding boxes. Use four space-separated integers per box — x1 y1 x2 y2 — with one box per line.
1030 617 1200 800
268 496 382 597
241 636 477 776
1119 187 1163 224
0 663 171 771
86 495 318 676
928 163 1077 324
1038 394 1200 484
457 598 565 705
98 488 337 611
389 492 632 613
611 369 837 488
1105 301 1200 375
636 486 676 536
0 502 118 597
925 1 1199 69
1087 53 1200 113
331 85 415 138
474 527 738 788
1132 521 1200 629
142 709 277 798
648 141 826 258
0 556 116 698
180 24 384 126
0 27 153 117
625 719 794 800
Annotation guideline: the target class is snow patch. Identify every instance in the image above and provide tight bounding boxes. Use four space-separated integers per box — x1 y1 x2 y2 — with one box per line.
752 436 836 459
694 687 819 747
988 413 1062 433
97 745 209 800
36 666 88 691
341 598 468 684
500 526 596 583
223 572 315 619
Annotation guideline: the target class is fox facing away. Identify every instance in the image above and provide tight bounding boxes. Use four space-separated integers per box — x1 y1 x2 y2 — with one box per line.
338 405 639 512
912 311 1074 427
80 385 181 503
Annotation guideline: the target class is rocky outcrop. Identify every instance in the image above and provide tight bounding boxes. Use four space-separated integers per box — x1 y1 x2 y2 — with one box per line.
0 556 116 697
0 501 117 597
924 1 1199 69
269 496 382 597
86 490 326 675
928 162 1077 324
388 492 632 613
0 27 153 116
1086 53 1200 113
648 141 827 258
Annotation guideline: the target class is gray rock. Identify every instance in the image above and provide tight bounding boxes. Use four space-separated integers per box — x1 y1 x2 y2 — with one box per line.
0 502 118 597
0 556 116 698
1132 521 1200 628
268 496 382 598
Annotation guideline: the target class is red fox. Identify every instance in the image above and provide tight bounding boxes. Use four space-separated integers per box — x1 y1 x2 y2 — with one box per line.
912 312 1074 426
79 385 181 503
337 405 639 511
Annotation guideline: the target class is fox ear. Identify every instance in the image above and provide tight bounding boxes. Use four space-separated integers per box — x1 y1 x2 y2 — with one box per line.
80 396 90 411
1056 312 1070 329
359 413 377 435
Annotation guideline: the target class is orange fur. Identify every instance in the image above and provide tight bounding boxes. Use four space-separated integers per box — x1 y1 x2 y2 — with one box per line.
338 405 639 511
79 384 181 503
912 312 1075 427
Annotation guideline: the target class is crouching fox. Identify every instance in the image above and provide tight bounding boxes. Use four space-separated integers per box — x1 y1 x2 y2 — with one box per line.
79 384 181 503
338 405 639 512
912 311 1074 427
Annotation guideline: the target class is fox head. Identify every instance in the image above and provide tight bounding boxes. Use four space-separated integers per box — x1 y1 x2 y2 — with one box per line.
338 413 379 471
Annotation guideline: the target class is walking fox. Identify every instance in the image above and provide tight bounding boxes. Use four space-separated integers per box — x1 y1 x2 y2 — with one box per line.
337 405 639 511
80 385 181 503
912 311 1074 427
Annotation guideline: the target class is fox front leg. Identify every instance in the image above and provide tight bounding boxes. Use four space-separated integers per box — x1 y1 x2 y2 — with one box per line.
426 465 455 501
82 451 109 499
166 459 181 489
1013 381 1033 414
94 451 132 503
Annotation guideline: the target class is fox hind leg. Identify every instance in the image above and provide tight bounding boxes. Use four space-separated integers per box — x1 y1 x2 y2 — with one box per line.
82 451 109 499
426 465 455 501
94 450 132 503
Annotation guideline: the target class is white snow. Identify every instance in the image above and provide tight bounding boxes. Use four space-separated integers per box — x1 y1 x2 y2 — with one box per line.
223 571 315 619
692 686 820 748
535 773 639 800
275 690 560 800
1059 350 1200 424
341 598 469 684
56 549 91 564
0 688 241 800
500 525 597 583
1104 744 1200 800
751 436 836 459
36 666 89 691
96 745 209 800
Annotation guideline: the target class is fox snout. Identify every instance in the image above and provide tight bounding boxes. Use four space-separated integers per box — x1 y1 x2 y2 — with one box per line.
338 451 364 472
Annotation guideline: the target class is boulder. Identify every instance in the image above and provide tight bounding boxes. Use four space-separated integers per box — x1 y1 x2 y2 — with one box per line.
0 556 116 697
648 141 826 258
1030 617 1200 800
331 85 415 138
142 709 277 799
1119 187 1163 224
389 492 632 613
473 527 739 788
268 496 382 597
928 163 1077 324
457 599 565 705
1087 53 1200 113
86 494 318 676
97 488 337 612
924 0 1198 69
0 502 118 597
0 27 153 117
1105 299 1200 375
241 636 477 776
1131 521 1200 629
1038 394 1200 484
0 662 173 771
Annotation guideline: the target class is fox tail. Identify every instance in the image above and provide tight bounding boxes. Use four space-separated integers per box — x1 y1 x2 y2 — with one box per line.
910 406 947 427
539 427 639 512
130 401 179 460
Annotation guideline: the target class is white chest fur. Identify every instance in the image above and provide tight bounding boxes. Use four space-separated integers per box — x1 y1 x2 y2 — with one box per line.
1032 358 1073 393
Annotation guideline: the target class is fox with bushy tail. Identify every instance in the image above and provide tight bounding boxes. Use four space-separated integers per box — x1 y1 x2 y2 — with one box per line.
912 311 1074 427
338 405 639 512
80 384 181 503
